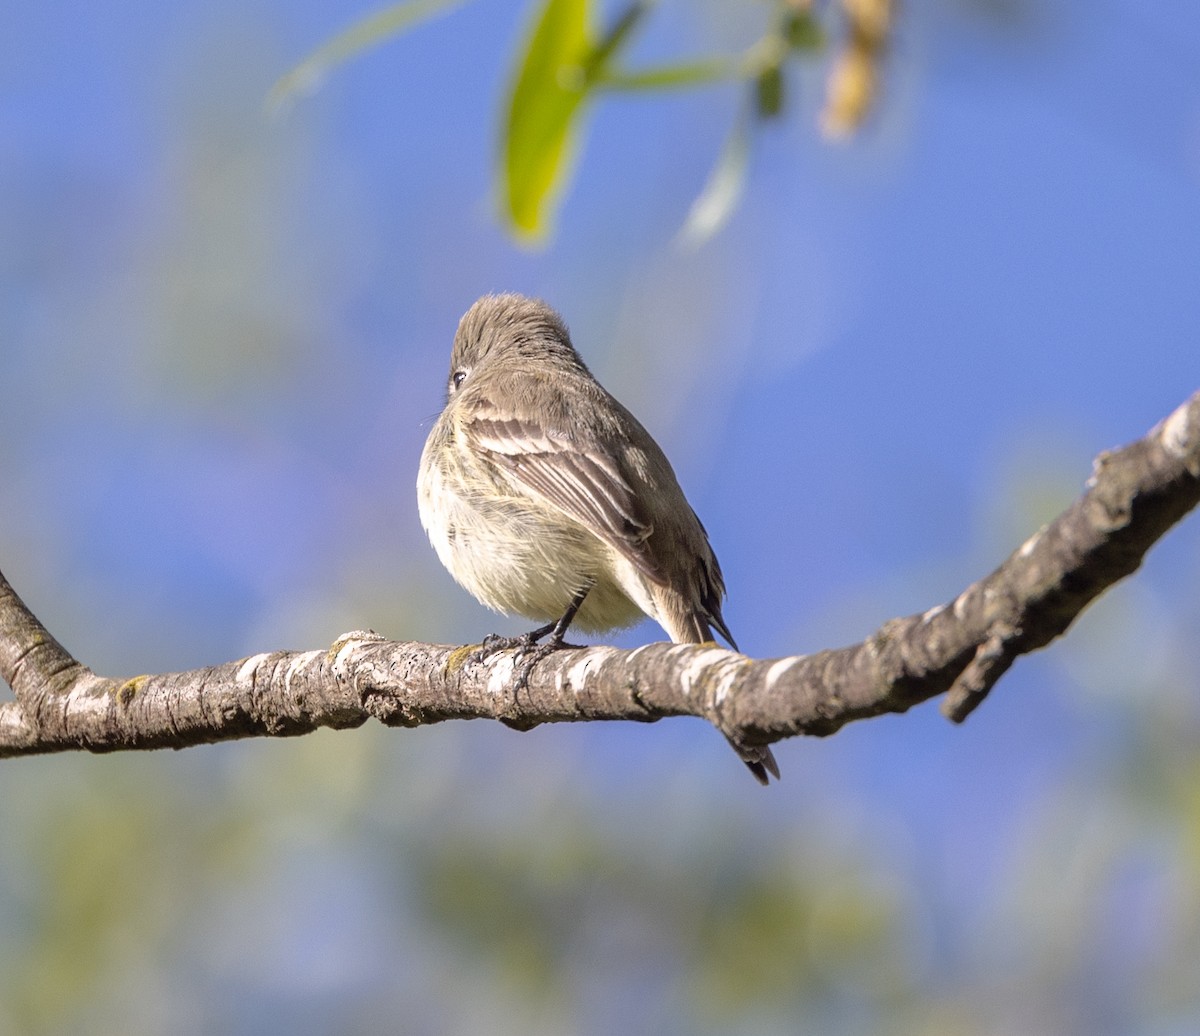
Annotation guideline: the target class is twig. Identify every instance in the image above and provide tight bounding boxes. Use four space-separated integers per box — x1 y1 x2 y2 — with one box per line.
3 390 1198 763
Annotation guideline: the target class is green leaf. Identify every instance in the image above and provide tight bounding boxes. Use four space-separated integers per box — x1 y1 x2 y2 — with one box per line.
782 8 824 51
582 0 650 78
754 63 784 118
596 56 741 92
501 0 650 241
267 0 468 112
677 107 752 248
501 0 596 242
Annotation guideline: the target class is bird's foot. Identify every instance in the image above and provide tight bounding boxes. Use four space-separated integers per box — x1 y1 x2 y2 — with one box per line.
469 627 581 691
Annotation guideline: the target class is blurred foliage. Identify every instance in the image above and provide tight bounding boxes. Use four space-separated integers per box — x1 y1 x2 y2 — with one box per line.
410 813 922 1030
272 0 875 243
5 0 1200 1033
6 664 1200 1035
266 0 467 111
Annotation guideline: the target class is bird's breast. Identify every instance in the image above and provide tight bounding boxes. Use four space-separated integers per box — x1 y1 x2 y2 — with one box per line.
417 437 643 630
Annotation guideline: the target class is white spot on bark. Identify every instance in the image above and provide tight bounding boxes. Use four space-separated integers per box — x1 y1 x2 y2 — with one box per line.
565 647 618 692
626 644 654 664
678 648 729 698
921 604 946 623
0 702 32 739
711 660 742 705
284 651 322 693
1019 529 1043 557
66 673 112 717
334 629 379 646
330 637 364 673
1160 400 1194 458
237 653 271 684
765 656 800 689
486 655 516 695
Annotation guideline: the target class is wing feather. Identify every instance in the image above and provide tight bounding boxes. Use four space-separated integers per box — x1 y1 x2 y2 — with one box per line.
466 412 666 583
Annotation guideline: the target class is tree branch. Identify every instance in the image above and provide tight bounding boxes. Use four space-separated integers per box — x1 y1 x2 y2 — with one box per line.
3 390 1199 763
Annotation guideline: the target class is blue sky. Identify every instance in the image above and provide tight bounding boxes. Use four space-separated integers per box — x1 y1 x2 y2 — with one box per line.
3 1 1200 1032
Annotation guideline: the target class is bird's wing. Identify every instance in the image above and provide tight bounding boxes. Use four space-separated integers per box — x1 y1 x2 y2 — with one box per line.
465 412 667 585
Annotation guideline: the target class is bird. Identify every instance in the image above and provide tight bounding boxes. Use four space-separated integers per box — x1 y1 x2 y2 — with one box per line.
416 293 779 784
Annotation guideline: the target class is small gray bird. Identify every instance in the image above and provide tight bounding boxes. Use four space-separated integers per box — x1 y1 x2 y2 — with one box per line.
417 294 779 784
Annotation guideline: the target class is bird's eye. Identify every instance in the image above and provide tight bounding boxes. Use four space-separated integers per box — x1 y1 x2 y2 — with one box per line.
451 369 468 390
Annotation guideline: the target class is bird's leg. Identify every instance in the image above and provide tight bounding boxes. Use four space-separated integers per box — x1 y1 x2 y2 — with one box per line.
536 581 591 650
473 581 594 690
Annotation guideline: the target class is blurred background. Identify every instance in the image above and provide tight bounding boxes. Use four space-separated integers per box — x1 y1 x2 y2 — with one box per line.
2 1 1200 1033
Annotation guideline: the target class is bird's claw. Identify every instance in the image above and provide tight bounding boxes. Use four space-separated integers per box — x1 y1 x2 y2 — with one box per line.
468 631 581 691
469 632 534 667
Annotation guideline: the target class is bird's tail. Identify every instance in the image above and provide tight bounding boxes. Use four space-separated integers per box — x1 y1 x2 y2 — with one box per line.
680 610 781 786
734 742 781 786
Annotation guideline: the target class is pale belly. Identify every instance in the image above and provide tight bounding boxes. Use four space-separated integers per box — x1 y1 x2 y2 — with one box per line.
417 457 646 632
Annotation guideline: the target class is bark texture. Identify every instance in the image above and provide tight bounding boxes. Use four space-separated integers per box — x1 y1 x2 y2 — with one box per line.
3 390 1199 763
